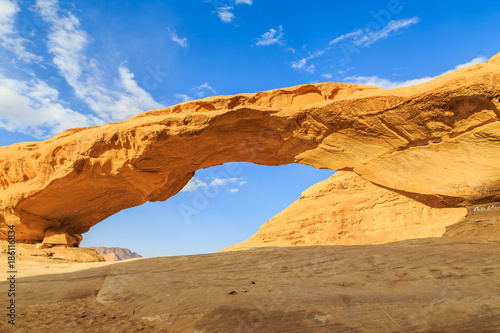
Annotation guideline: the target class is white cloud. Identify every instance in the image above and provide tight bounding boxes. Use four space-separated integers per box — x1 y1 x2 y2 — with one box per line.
181 176 244 193
447 56 487 72
169 29 188 48
256 25 284 46
328 30 363 45
345 56 487 89
0 0 42 62
292 58 315 73
292 17 418 75
193 82 216 98
209 1 251 24
0 73 102 138
210 177 240 186
210 178 227 186
0 0 166 138
291 50 324 74
175 94 192 103
344 75 432 89
181 178 208 192
115 66 164 115
329 17 420 47
0 0 103 139
35 0 163 122
218 6 235 23
176 83 216 103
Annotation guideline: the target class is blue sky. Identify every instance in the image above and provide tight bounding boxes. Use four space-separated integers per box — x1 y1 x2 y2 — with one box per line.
0 0 499 256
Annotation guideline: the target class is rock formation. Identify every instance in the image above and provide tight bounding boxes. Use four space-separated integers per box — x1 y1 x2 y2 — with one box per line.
443 201 500 241
86 246 143 261
225 172 468 251
42 227 82 247
0 240 104 262
0 53 499 243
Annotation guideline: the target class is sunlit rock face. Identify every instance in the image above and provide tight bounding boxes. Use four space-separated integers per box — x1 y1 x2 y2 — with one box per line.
0 53 499 243
225 171 468 251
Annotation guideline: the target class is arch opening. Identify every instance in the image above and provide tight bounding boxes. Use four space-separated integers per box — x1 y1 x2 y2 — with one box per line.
80 163 335 257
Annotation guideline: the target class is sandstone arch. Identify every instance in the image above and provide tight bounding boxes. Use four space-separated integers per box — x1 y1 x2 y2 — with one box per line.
1 53 499 242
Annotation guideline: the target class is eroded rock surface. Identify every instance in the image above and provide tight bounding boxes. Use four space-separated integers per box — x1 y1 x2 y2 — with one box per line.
3 238 499 332
443 201 500 241
225 172 468 251
0 240 104 262
1 53 499 242
42 227 82 247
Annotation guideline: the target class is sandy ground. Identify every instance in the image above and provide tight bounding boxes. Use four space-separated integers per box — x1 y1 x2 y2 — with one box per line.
1 237 499 332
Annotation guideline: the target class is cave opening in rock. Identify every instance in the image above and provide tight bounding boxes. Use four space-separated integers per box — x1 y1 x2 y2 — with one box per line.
79 162 335 257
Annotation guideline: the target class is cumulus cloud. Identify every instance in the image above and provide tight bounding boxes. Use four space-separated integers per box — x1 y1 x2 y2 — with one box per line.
181 176 245 193
0 0 165 138
181 178 208 192
169 29 188 48
329 17 420 47
210 0 252 24
321 73 333 79
217 6 235 23
291 58 315 73
291 50 325 74
255 25 285 46
0 73 102 138
345 56 488 89
210 177 240 186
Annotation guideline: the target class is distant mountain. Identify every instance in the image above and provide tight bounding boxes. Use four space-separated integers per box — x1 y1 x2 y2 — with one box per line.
86 247 143 261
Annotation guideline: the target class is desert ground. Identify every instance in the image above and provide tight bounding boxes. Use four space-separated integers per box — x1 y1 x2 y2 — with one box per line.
1 237 499 332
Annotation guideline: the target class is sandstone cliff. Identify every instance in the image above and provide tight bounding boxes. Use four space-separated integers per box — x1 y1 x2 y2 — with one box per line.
0 53 499 243
86 246 143 261
225 172 468 251
443 201 500 241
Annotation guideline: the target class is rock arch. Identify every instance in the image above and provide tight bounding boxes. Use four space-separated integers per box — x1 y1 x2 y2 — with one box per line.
1 53 499 242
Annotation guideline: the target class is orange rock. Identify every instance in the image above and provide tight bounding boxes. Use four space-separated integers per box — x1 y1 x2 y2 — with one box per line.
443 201 500 241
224 172 468 251
35 242 53 249
0 53 499 243
42 228 79 247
